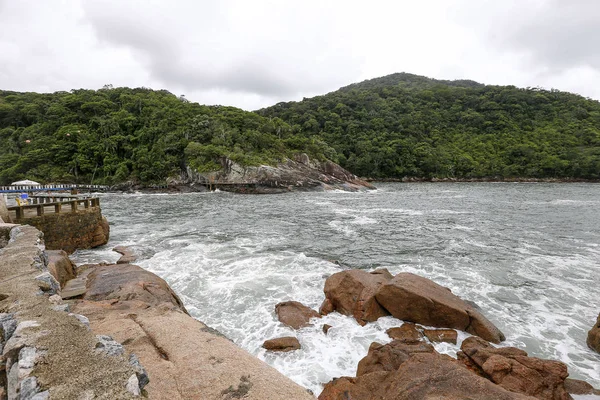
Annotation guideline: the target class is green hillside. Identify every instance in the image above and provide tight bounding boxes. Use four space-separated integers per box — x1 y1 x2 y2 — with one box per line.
259 73 600 179
0 87 332 185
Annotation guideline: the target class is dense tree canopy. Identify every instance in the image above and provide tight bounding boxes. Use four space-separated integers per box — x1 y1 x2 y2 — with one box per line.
0 87 332 185
259 73 600 179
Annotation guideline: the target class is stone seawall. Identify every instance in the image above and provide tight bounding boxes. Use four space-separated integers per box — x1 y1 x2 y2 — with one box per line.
19 208 109 254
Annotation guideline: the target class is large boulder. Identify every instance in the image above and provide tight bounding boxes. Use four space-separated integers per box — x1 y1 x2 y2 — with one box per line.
0 196 10 223
587 313 600 353
320 268 393 325
375 273 505 343
356 340 435 376
458 336 572 400
83 263 188 312
46 250 76 288
275 301 320 329
319 352 535 400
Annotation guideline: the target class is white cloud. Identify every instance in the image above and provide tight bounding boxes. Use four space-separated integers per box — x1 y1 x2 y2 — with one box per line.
0 0 599 109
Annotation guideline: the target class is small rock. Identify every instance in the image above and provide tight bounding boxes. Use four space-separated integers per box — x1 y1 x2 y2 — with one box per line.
34 272 60 295
48 294 62 305
19 346 37 371
423 329 458 344
386 323 424 343
323 324 332 334
20 376 40 400
68 313 90 329
30 391 50 400
587 313 600 353
52 304 70 313
275 301 320 329
95 335 125 356
126 374 141 396
262 337 301 352
129 353 149 389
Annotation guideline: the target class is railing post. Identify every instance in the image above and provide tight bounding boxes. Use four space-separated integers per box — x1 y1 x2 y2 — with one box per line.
70 200 77 212
37 205 44 216
55 203 62 213
16 207 23 219
84 199 90 209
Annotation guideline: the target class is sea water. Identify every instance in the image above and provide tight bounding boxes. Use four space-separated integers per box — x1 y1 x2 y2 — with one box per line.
73 183 600 396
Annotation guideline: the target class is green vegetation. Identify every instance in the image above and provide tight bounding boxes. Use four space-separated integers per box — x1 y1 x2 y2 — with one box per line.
2 73 600 185
259 72 600 179
0 87 331 185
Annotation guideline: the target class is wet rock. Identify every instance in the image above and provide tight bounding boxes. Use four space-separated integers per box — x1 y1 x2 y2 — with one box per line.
423 328 458 344
458 336 571 400
262 337 301 352
320 268 393 325
95 335 125 356
587 313 600 353
319 352 535 400
564 378 600 395
275 301 320 329
356 340 436 376
375 273 505 343
323 324 332 334
113 246 137 264
386 323 423 343
46 250 76 287
34 272 59 295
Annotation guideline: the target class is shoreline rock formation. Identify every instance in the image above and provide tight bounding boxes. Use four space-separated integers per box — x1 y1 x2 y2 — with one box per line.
588 313 600 353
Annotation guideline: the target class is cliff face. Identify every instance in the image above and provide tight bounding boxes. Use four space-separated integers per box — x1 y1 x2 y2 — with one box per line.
18 208 109 254
180 154 375 193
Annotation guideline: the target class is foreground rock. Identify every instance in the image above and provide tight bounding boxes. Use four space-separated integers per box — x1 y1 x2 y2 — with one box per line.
320 352 535 400
320 269 392 325
587 313 600 353
181 155 375 193
73 263 314 400
356 340 435 376
0 195 10 223
262 337 301 352
46 249 76 287
275 301 320 329
376 273 505 343
458 336 572 400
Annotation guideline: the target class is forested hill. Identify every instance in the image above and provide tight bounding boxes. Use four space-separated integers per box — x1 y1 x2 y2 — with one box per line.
0 88 333 185
258 73 600 179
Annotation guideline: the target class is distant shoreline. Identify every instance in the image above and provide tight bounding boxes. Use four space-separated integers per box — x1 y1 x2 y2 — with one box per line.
364 177 600 183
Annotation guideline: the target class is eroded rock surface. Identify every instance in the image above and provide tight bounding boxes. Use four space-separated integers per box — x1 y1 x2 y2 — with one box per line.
458 336 572 400
356 340 435 376
262 337 301 352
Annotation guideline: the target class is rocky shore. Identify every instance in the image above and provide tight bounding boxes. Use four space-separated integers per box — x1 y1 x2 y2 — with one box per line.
0 224 314 399
264 269 600 399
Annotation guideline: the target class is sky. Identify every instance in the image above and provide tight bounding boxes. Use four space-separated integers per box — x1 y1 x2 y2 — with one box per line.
0 0 599 110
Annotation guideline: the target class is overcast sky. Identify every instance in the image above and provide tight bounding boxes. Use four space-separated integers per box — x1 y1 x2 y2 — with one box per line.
0 0 599 110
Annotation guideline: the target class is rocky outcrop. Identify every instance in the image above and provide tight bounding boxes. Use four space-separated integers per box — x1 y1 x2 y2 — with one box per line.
587 313 600 353
375 273 505 343
18 208 109 253
564 378 600 396
386 323 424 343
319 352 535 400
423 328 458 344
458 336 572 400
262 337 301 352
275 301 320 329
182 155 375 193
320 268 392 325
356 340 435 376
72 262 314 400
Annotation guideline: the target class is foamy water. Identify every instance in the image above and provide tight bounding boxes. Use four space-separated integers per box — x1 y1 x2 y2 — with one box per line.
73 183 600 396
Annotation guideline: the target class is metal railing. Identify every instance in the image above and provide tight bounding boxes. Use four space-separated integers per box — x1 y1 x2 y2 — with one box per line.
0 184 109 193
